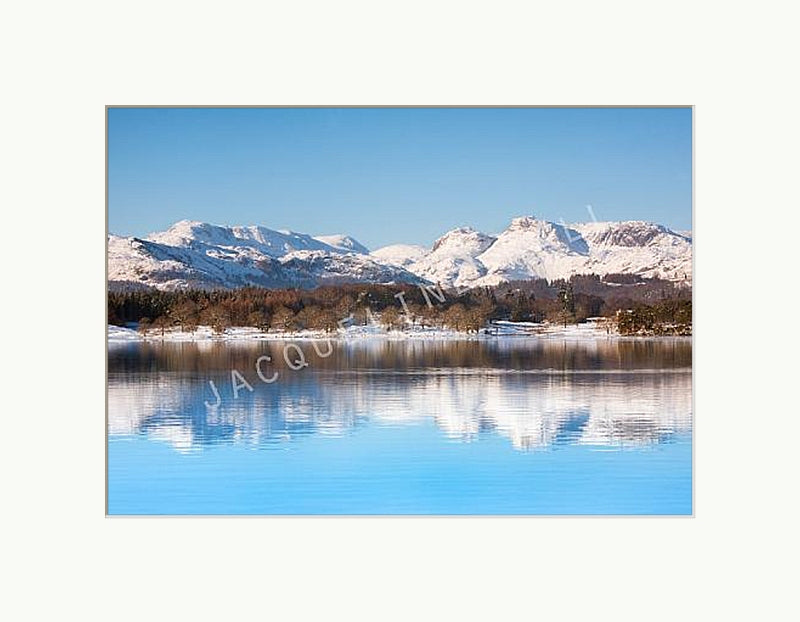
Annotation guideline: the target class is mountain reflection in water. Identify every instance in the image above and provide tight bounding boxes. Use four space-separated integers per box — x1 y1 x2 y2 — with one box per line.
108 338 691 453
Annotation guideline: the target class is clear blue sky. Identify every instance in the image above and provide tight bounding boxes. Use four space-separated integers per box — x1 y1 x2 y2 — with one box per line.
108 107 692 249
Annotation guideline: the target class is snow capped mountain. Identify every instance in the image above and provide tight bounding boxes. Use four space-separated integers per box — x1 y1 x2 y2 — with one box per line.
108 215 692 291
570 221 692 283
107 234 288 291
109 221 422 291
471 217 690 286
474 217 589 285
407 227 497 288
368 216 690 289
148 220 334 257
313 234 369 254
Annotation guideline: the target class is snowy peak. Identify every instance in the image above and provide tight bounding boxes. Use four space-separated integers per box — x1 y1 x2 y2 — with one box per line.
313 234 369 254
110 220 423 291
148 220 335 258
575 221 672 247
109 213 692 291
507 215 538 230
108 232 288 291
500 216 589 254
370 244 428 268
147 220 228 246
232 226 331 255
472 216 689 285
405 227 496 288
430 227 496 255
469 216 591 285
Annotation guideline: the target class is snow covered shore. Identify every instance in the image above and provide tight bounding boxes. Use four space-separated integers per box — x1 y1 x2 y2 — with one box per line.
108 320 627 343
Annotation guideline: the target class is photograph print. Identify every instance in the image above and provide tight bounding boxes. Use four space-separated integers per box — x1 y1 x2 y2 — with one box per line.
106 106 693 515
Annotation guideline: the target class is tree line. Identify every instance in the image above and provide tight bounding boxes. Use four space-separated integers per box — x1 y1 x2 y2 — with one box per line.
616 300 692 335
107 274 692 335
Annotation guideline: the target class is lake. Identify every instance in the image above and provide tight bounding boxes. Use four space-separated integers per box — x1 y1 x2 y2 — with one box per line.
107 337 692 515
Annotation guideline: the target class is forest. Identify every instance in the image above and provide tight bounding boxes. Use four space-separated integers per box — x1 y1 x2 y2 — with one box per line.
107 273 692 336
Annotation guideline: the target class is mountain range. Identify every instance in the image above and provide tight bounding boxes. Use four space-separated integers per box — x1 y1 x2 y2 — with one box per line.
108 216 692 291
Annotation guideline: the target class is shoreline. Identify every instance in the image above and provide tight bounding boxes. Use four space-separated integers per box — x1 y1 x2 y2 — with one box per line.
108 322 691 343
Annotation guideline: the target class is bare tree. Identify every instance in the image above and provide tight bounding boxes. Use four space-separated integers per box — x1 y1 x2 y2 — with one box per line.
443 303 467 331
381 307 404 331
201 305 230 335
170 300 199 332
137 317 151 335
270 305 296 332
246 309 271 332
151 315 170 337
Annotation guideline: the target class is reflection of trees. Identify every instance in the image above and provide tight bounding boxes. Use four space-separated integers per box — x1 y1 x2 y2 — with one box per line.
109 337 692 374
109 374 370 451
109 340 692 453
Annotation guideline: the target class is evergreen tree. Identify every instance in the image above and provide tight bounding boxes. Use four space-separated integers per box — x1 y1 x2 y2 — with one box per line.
558 282 575 327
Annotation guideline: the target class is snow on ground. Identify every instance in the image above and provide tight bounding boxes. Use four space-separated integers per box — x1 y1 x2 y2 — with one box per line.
107 325 144 340
490 319 617 338
108 319 625 343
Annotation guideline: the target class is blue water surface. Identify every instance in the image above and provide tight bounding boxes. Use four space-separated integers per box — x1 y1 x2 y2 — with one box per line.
107 338 692 515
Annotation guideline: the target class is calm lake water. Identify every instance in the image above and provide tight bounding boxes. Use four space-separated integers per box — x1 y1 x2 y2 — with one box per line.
107 337 692 515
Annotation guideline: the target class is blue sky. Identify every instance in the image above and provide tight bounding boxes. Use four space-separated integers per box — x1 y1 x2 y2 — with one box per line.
108 107 692 249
